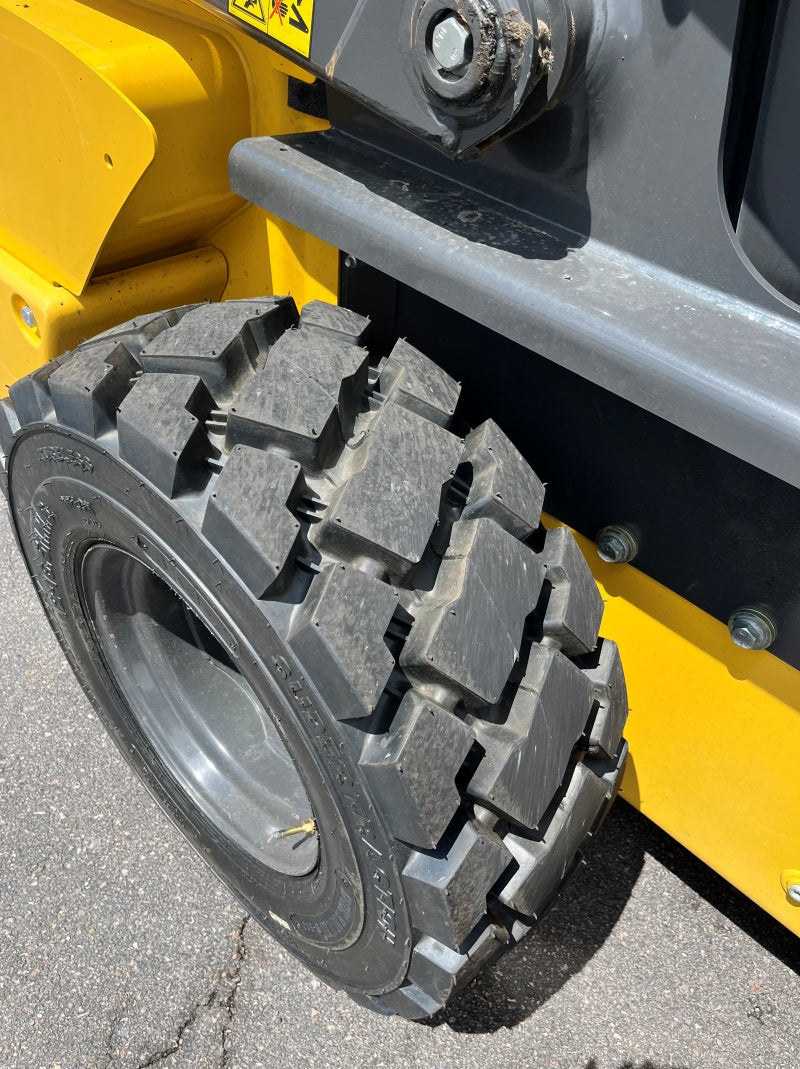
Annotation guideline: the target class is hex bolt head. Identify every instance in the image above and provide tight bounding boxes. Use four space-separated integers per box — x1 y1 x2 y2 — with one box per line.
727 608 777 652
20 305 37 330
431 14 472 71
596 525 639 565
788 884 800 905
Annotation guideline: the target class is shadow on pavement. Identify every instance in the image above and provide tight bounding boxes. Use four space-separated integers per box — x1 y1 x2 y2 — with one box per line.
429 802 646 1033
585 1062 687 1069
428 801 798 1034
639 809 800 976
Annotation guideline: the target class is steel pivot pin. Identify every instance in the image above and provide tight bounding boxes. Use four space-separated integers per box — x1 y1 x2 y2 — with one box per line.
431 14 472 71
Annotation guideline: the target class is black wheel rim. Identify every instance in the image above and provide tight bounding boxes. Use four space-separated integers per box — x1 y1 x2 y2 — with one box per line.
80 543 318 877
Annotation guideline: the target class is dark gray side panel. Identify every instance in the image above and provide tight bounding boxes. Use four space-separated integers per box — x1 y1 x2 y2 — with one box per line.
736 0 800 306
229 131 800 492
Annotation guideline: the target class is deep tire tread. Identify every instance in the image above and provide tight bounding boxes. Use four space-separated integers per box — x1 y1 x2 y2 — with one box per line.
117 373 216 498
316 403 463 583
137 298 298 397
3 296 628 1019
401 518 545 706
201 443 307 597
379 338 460 428
460 418 545 538
225 314 370 470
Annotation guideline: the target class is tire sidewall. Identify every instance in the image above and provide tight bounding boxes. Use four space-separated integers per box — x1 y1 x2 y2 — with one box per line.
8 425 412 995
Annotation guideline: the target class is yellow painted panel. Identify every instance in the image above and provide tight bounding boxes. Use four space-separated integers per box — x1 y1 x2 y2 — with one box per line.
208 205 273 301
0 246 227 392
263 47 318 81
0 1 156 293
264 214 339 309
91 1 251 276
0 0 340 377
556 523 800 935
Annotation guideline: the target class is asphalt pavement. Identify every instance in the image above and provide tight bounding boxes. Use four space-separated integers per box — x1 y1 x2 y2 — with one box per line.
1 507 798 1069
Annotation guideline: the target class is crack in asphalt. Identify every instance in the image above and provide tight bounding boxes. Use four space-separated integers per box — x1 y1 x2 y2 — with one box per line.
220 914 249 1068
131 915 250 1069
102 1008 125 1069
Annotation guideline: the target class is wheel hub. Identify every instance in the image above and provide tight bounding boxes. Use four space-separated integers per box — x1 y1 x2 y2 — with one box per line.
80 543 318 877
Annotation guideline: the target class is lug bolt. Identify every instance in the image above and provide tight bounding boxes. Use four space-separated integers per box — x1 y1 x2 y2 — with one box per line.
20 305 37 329
596 525 638 565
431 14 472 71
788 884 800 905
727 608 777 651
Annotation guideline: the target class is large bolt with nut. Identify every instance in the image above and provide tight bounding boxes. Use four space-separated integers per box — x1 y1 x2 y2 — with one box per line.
727 608 777 651
431 13 472 71
596 525 639 565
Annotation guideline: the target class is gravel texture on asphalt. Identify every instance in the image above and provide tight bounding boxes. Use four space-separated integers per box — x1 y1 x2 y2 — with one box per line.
1 508 798 1068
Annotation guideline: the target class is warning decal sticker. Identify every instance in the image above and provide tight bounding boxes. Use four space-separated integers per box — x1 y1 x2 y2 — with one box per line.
229 0 315 59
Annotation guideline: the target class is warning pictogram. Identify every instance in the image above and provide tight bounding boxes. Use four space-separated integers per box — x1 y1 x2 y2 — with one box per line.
229 0 267 28
229 0 314 59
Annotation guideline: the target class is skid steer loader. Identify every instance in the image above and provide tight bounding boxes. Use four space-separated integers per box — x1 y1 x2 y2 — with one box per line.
0 0 797 1019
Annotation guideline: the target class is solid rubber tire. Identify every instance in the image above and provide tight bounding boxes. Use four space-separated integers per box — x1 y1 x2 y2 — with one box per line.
0 297 628 1019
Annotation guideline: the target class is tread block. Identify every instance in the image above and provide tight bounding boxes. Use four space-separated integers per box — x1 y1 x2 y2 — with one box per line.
299 300 370 344
0 399 21 456
228 367 339 469
460 420 545 538
359 692 474 849
498 760 615 919
408 939 463 1006
201 445 305 597
317 403 462 582
466 646 595 830
407 926 506 1006
139 299 298 396
588 739 628 837
268 327 370 428
90 304 197 343
8 356 68 425
403 821 511 950
380 338 460 428
289 563 398 719
584 640 628 757
401 519 544 706
226 328 369 468
371 982 441 1020
117 373 214 497
539 526 603 655
50 341 140 438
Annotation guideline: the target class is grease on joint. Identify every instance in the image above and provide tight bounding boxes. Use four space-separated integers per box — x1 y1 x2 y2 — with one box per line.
500 9 533 48
536 18 554 74
498 10 536 81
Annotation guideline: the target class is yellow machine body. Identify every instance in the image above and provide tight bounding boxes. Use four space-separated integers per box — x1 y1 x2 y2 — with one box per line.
1 0 798 937
0 0 337 390
563 527 800 937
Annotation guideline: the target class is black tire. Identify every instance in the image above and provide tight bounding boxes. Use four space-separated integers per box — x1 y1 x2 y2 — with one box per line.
0 298 628 1019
